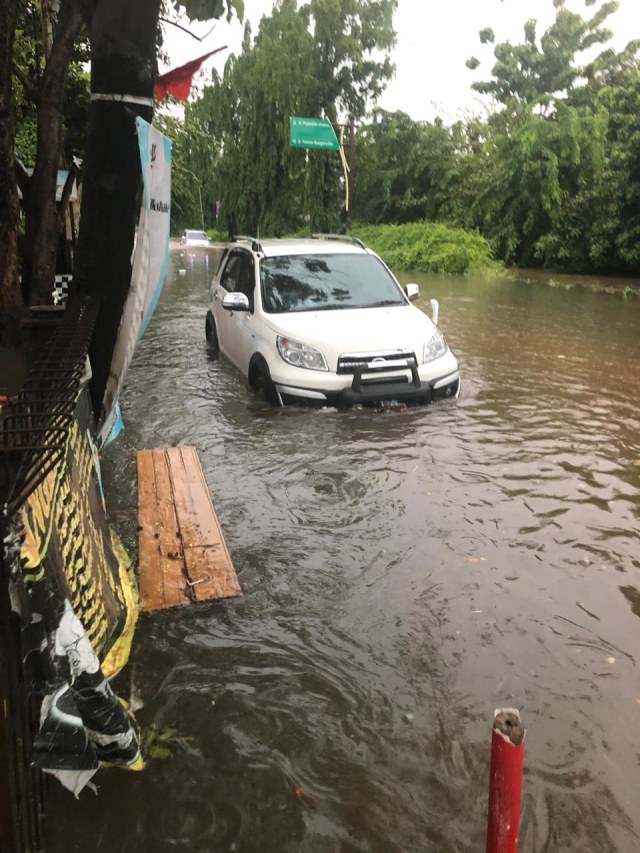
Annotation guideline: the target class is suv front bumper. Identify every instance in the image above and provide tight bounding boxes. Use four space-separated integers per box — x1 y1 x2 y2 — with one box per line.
337 370 460 406
275 370 460 407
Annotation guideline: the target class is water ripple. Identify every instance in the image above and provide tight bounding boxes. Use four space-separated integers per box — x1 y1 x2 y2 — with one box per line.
48 255 640 853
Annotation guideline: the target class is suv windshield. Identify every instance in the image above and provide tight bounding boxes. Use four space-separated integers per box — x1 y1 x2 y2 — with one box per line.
187 230 208 240
260 253 405 313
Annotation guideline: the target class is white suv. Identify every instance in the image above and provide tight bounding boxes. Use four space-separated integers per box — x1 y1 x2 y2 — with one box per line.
181 229 211 248
206 235 460 407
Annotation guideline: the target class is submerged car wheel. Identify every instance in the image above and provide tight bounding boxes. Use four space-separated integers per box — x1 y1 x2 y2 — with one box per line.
205 311 219 349
249 357 279 406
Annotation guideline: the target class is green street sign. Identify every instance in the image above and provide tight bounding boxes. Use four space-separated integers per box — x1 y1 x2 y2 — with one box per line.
289 116 340 151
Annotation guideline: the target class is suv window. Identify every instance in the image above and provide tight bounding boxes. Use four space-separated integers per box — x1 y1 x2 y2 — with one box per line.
187 230 208 240
220 252 255 309
260 253 405 314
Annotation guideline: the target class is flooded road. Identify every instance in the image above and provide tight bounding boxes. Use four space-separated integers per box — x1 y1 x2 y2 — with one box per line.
49 250 640 852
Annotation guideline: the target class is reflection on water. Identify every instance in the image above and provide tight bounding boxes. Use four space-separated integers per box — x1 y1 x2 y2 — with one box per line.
48 252 640 852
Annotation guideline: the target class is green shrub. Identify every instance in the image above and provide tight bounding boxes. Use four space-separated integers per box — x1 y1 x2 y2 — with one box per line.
206 228 227 242
351 221 502 275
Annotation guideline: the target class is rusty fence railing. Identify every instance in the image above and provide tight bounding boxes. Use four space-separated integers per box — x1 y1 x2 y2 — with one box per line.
0 298 99 853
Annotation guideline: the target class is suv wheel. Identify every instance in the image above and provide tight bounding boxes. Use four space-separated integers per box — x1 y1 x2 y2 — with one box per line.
249 358 279 405
205 311 219 349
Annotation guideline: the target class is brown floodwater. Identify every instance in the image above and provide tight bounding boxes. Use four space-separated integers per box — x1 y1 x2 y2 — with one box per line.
47 249 640 852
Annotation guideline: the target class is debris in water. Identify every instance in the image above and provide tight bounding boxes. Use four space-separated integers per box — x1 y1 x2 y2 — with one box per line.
129 668 144 712
375 400 407 413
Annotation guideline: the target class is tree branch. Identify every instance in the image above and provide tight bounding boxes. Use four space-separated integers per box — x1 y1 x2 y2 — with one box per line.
159 17 207 41
11 62 40 105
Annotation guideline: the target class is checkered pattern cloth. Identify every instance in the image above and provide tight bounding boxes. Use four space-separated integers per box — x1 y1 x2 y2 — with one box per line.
52 274 73 305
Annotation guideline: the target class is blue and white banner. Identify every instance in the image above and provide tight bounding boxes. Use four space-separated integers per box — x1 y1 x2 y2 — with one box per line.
98 118 171 446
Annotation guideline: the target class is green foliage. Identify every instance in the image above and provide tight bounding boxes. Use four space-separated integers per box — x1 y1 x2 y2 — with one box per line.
160 0 640 276
206 227 227 241
141 724 192 760
12 5 90 165
452 0 640 274
177 0 244 23
351 222 501 275
173 0 397 237
354 110 485 228
469 1 617 110
15 119 37 165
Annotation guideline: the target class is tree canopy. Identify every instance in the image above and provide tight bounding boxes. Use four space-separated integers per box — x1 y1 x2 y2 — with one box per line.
164 0 640 275
168 0 397 235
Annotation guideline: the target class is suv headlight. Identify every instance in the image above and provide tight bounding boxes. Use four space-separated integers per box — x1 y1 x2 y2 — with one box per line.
277 335 328 371
423 328 448 363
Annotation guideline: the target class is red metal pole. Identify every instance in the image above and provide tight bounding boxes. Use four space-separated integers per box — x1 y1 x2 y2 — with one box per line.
486 708 526 853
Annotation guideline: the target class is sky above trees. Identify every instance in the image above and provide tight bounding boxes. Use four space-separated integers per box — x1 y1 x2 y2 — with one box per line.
162 0 638 121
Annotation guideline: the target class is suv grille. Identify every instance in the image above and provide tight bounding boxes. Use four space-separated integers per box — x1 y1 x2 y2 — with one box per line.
337 351 417 375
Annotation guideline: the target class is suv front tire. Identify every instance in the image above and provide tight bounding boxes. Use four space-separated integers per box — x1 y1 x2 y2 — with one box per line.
205 311 219 349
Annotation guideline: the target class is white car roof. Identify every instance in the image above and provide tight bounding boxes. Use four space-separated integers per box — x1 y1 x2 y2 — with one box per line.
230 237 369 258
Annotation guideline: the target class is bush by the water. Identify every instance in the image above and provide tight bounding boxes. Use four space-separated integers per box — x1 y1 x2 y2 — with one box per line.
206 228 227 243
351 222 501 275
205 221 500 276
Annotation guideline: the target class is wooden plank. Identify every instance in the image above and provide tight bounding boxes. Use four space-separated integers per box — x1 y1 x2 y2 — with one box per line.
152 449 191 609
137 449 165 612
166 446 241 602
168 447 224 545
137 449 189 611
137 446 241 612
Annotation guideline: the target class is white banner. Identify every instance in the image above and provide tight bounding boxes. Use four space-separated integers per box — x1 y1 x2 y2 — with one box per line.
98 118 172 446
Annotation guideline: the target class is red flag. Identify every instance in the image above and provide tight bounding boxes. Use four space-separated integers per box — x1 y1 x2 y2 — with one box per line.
154 46 228 102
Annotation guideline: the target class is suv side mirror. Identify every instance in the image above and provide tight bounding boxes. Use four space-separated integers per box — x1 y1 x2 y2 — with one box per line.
405 283 420 302
222 292 251 312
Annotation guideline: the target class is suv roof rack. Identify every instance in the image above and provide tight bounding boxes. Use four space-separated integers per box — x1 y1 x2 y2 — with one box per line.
310 233 367 250
231 234 263 253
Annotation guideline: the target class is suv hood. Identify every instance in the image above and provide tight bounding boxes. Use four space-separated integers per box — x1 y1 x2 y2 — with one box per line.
265 304 436 366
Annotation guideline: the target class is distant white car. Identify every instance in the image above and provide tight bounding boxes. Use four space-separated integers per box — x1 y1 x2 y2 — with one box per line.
181 229 211 248
206 235 460 407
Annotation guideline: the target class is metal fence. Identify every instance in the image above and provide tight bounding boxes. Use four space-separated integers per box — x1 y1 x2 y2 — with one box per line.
0 298 98 853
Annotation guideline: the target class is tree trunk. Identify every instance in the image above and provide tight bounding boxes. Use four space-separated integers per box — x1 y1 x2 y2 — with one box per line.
23 1 83 307
0 0 23 343
72 0 161 421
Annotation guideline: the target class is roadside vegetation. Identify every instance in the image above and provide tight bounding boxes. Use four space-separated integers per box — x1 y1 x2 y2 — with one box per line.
205 222 499 275
3 0 640 343
168 0 640 278
351 223 501 275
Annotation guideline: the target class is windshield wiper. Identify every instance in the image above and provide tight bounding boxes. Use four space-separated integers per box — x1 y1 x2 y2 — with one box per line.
366 300 403 308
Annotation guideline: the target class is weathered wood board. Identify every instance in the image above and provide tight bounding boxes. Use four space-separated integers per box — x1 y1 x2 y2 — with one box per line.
137 446 242 612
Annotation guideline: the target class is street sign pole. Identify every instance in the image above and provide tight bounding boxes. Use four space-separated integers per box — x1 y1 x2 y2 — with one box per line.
289 116 340 150
290 116 352 228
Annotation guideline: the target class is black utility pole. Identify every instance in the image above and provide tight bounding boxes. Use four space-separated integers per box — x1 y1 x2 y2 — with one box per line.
72 0 161 423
